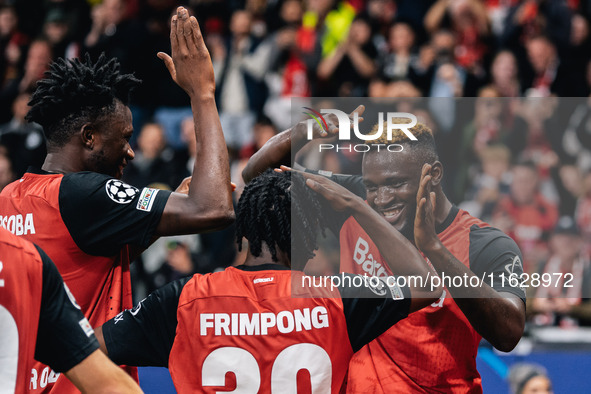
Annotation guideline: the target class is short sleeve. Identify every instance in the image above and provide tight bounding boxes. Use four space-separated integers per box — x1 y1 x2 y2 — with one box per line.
338 274 411 352
59 172 172 256
102 276 191 367
34 245 99 372
469 225 526 302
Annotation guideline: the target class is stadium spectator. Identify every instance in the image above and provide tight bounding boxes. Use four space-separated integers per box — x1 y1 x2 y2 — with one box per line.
212 9 268 155
0 227 142 394
0 7 234 393
243 112 526 392
122 122 178 190
377 21 422 84
0 39 52 123
317 15 378 96
488 50 522 97
492 161 559 272
523 35 582 97
95 169 441 392
0 151 15 191
507 362 554 394
530 216 591 327
0 92 46 178
459 144 512 222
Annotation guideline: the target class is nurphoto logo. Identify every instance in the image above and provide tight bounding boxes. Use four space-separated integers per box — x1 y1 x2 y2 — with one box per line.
303 108 418 152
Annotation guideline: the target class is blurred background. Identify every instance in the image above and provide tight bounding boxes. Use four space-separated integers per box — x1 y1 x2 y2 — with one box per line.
2 0 591 392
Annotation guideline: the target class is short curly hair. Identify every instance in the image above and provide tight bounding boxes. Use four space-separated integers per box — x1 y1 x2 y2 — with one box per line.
368 116 439 164
26 53 140 148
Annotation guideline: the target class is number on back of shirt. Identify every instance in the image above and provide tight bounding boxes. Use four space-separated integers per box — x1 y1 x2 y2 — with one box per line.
202 343 332 393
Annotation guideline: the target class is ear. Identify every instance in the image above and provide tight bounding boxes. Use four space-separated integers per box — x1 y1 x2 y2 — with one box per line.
429 161 443 186
80 123 94 150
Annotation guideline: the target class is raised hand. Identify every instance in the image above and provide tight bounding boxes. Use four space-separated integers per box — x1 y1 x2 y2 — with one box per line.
157 7 215 99
414 163 439 252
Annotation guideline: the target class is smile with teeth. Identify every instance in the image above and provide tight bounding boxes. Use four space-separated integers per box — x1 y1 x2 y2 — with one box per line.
381 206 403 218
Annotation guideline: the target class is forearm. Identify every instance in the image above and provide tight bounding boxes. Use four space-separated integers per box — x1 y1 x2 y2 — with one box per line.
421 242 525 350
188 97 234 221
64 350 143 394
347 46 376 78
317 46 346 79
242 122 309 183
424 0 449 33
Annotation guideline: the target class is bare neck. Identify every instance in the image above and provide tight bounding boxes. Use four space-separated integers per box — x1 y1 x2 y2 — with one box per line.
42 145 85 174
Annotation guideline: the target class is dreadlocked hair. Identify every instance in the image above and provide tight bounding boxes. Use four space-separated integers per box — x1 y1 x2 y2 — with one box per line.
26 53 140 148
235 169 326 268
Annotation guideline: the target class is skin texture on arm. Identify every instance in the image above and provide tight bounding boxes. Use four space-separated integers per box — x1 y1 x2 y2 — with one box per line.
414 163 525 351
64 349 143 394
155 7 234 236
302 172 442 312
242 105 365 183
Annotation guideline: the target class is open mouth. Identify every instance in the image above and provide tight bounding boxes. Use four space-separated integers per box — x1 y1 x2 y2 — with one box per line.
379 205 404 223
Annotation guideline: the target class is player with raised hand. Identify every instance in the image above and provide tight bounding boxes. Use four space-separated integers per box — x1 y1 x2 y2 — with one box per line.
0 6 233 393
94 170 441 393
243 116 526 392
0 227 142 394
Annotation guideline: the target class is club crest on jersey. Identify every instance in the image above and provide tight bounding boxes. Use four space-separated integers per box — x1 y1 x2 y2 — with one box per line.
106 179 139 204
366 277 388 296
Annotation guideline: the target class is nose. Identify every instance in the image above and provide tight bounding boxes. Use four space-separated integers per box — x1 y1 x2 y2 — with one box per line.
373 186 394 208
127 145 135 160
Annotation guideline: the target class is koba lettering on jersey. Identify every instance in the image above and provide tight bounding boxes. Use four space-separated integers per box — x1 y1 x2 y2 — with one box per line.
0 213 36 235
200 307 329 336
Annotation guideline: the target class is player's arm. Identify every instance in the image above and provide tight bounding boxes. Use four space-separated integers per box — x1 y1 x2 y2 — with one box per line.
414 164 525 352
304 172 442 311
242 106 365 184
64 350 143 394
33 246 142 393
155 6 234 236
96 276 191 367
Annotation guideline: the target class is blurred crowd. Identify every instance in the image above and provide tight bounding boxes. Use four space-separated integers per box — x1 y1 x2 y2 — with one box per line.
1 0 591 331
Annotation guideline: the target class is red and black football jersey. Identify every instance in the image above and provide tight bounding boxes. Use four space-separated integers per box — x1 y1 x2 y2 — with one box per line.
101 264 412 393
0 228 99 393
320 172 525 393
0 168 170 393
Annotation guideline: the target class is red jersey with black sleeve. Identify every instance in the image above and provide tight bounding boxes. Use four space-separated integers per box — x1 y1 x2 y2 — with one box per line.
100 264 412 393
0 228 99 394
308 170 525 393
0 167 171 393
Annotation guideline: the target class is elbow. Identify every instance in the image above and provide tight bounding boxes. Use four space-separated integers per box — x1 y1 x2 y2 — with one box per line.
211 209 235 229
490 320 525 352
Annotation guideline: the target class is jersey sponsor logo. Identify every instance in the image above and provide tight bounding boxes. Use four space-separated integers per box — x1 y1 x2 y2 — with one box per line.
200 307 329 336
136 187 159 212
105 179 139 204
79 317 94 337
253 277 274 284
353 236 388 277
0 213 35 235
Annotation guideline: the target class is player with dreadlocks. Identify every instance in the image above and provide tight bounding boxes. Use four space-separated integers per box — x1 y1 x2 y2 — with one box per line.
0 7 233 393
94 169 440 393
